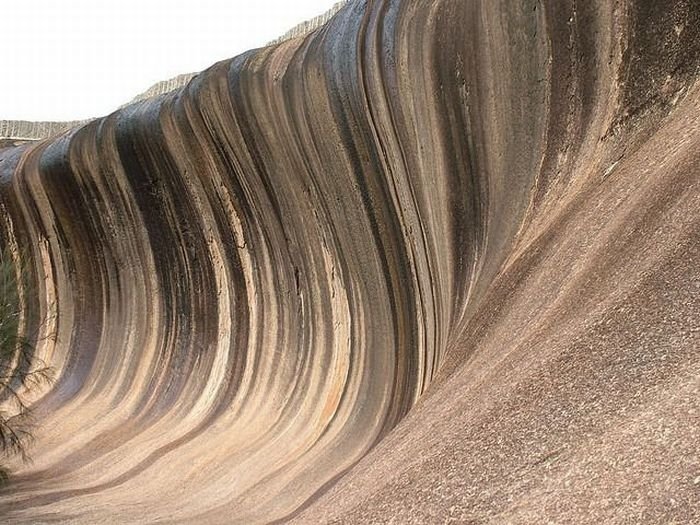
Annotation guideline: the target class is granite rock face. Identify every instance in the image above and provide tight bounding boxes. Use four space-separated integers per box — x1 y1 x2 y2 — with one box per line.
0 0 699 523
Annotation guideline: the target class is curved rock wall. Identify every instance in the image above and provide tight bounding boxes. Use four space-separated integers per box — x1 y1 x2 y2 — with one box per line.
0 0 698 523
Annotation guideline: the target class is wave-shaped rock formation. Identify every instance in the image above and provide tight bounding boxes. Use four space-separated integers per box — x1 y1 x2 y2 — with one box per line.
0 0 699 522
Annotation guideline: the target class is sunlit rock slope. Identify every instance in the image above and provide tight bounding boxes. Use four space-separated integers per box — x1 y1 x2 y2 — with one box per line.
0 0 698 523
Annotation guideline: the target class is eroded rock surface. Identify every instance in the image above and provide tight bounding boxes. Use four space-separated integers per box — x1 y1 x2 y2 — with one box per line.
0 0 698 523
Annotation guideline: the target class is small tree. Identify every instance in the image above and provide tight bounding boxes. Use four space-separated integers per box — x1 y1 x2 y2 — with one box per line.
0 248 52 484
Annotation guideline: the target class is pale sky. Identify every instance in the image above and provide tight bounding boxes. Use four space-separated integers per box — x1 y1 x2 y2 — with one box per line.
0 0 339 121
